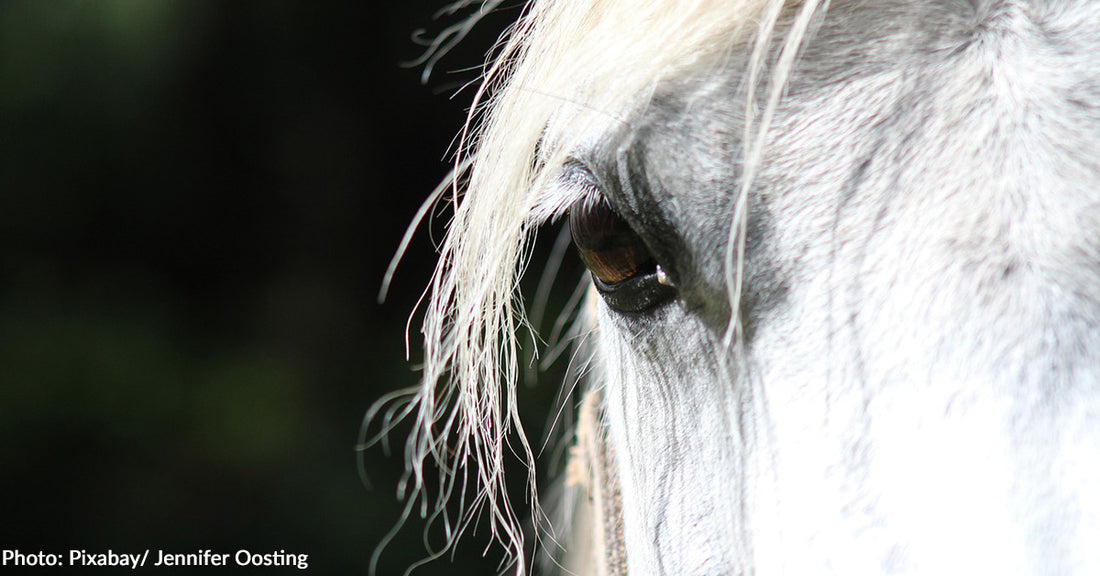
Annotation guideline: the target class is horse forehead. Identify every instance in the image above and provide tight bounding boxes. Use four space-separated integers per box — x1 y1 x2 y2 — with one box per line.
611 0 1100 249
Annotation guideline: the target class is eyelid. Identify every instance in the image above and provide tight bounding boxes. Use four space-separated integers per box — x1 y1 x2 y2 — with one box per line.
560 159 604 203
528 158 603 226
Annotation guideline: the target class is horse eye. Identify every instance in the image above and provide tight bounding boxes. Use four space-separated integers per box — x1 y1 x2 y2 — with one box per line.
569 197 676 312
569 197 657 285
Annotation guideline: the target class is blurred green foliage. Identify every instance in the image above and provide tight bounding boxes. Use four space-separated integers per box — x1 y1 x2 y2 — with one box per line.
0 1 550 574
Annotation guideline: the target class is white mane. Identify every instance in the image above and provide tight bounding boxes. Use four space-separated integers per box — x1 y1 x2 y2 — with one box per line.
374 0 827 572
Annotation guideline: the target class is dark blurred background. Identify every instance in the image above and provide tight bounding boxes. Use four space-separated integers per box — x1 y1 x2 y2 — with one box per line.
0 1 551 574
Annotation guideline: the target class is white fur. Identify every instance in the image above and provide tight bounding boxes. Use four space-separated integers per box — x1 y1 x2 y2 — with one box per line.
385 0 1100 574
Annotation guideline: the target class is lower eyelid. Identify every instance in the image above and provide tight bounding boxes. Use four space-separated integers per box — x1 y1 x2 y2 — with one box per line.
591 269 676 313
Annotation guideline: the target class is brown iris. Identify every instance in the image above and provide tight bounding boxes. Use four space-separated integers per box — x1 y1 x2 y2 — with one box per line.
569 196 657 285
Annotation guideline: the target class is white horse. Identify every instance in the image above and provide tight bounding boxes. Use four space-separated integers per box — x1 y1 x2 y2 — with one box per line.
377 0 1100 574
